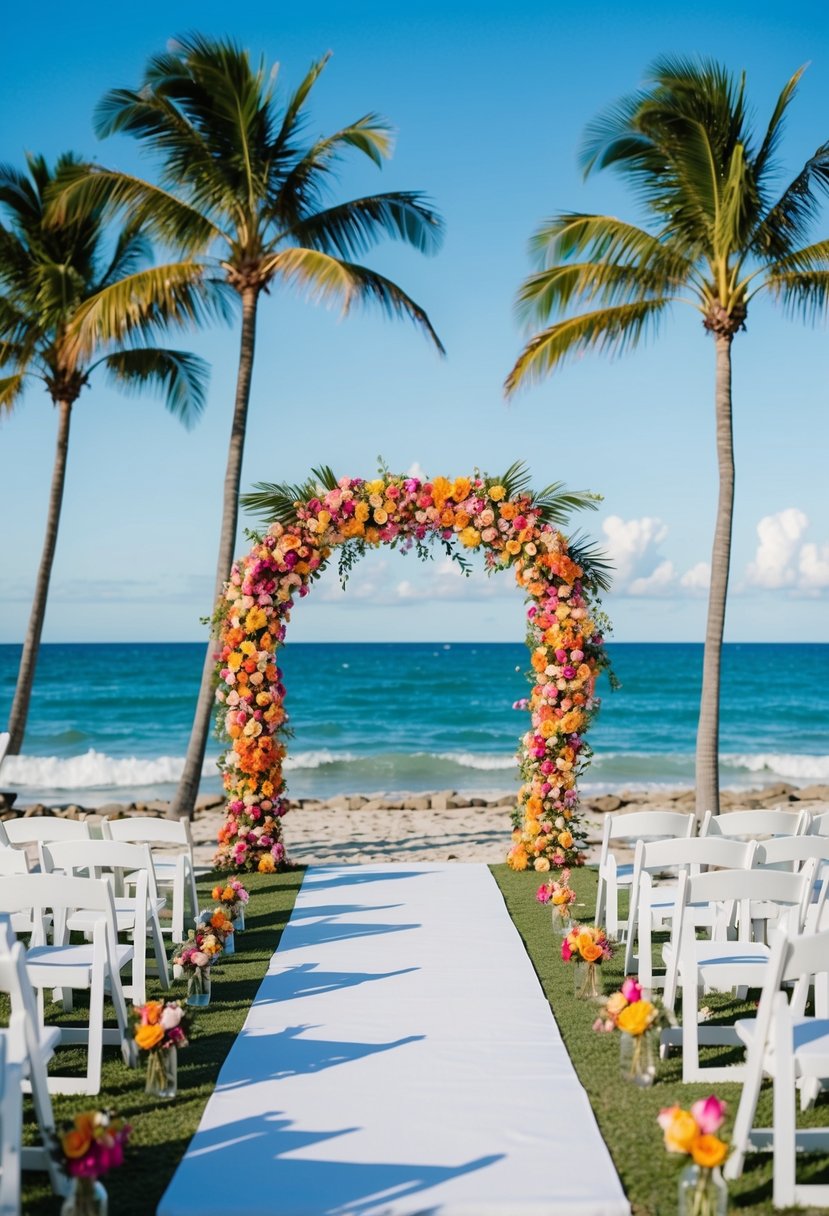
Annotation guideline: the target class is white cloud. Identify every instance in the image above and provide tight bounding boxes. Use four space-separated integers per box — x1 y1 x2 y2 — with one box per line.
407 460 426 481
629 559 677 596
798 541 829 590
680 562 711 593
602 515 670 587
746 508 810 588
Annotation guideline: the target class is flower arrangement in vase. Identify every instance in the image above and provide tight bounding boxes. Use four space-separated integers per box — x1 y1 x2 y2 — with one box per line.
172 926 223 1006
197 905 236 954
133 1000 190 1100
536 868 577 933
561 924 612 1000
659 1096 729 1216
593 976 668 1086
212 878 250 931
56 1109 130 1216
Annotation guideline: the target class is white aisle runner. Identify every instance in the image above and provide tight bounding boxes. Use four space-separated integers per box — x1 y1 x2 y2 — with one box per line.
159 863 630 1216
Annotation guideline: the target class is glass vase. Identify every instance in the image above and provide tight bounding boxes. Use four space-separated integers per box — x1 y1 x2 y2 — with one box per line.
573 960 602 1001
619 1030 657 1087
61 1177 108 1216
223 931 235 956
552 905 572 936
232 904 245 933
186 967 212 1007
678 1164 728 1216
145 1045 177 1100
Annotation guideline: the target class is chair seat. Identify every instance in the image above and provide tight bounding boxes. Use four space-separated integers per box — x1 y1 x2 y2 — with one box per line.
735 1014 829 1075
601 862 634 885
67 896 165 933
26 942 133 986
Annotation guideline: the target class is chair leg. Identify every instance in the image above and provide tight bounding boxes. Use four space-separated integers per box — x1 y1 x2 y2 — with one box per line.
725 1038 767 1181
681 964 701 1084
772 1003 797 1209
86 967 105 1096
149 913 170 990
0 1059 23 1216
595 875 606 928
131 921 147 1007
171 858 186 944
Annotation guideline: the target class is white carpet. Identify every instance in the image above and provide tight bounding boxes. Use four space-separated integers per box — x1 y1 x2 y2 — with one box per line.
158 863 630 1216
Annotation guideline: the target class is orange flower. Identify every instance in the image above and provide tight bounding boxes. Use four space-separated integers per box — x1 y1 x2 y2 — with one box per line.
62 1127 93 1159
660 1108 700 1155
691 1135 728 1169
143 1000 163 1025
499 502 517 520
558 830 574 849
452 476 471 500
579 941 603 963
135 1023 165 1051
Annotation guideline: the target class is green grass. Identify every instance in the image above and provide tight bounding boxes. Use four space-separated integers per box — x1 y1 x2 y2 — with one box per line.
20 868 305 1215
492 863 829 1216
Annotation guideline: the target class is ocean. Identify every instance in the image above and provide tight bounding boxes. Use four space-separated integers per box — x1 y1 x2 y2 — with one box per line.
0 642 827 806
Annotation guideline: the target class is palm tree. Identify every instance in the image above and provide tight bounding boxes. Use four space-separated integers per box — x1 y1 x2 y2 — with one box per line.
505 58 829 817
57 34 445 818
0 152 214 754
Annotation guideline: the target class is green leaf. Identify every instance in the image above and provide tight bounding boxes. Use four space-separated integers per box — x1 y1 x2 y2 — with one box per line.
98 348 209 426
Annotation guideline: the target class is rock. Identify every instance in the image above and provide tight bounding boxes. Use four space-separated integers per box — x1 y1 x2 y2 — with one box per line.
402 796 430 811
0 792 17 811
195 793 225 812
430 792 461 811
492 794 516 807
347 795 367 811
23 805 45 817
63 804 84 820
468 798 488 807
592 795 622 814
791 785 829 803
361 798 389 812
95 802 137 819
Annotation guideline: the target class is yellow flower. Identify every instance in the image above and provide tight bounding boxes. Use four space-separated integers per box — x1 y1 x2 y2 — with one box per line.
534 857 551 872
258 854 276 873
508 846 529 871
365 479 384 495
459 526 481 548
617 1000 655 1036
240 640 256 656
661 1108 700 1155
227 652 243 671
374 508 389 525
558 830 574 849
452 476 471 501
605 992 628 1016
355 502 370 523
135 1023 165 1051
691 1135 728 1169
245 607 267 633
488 484 506 501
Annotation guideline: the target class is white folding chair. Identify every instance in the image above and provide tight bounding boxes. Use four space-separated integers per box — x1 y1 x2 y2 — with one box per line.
810 810 829 838
42 840 170 1004
724 926 829 1208
2 819 91 847
700 807 811 839
662 866 814 1082
0 874 135 1094
102 818 198 943
625 836 758 988
757 836 829 931
0 941 68 1200
594 809 696 938
0 1034 21 1216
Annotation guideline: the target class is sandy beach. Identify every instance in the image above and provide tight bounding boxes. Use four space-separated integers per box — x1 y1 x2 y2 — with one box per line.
7 781 829 869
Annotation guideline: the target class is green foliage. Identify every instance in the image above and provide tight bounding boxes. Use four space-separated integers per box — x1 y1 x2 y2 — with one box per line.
507 58 829 393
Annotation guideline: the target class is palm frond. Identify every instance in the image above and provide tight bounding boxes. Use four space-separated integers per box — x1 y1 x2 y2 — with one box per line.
765 268 829 322
0 372 26 412
97 225 153 291
753 141 829 258
505 299 672 396
266 247 445 352
271 54 331 160
764 239 829 274
241 479 313 524
65 262 233 360
753 65 807 182
532 482 602 526
517 258 687 324
50 168 223 253
309 464 339 492
98 347 209 427
285 191 444 258
497 460 533 501
530 213 683 269
565 530 614 593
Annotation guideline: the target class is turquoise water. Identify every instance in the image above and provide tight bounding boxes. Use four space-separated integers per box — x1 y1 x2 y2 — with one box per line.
0 642 827 803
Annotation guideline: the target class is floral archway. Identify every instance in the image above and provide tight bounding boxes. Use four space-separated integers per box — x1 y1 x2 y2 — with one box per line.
212 465 612 874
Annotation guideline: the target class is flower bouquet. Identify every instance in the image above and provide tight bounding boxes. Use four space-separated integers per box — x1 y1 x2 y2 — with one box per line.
593 976 668 1086
197 905 236 954
56 1109 130 1216
172 927 222 1006
536 868 577 934
659 1097 729 1216
561 924 612 1000
211 877 250 931
133 1000 189 1100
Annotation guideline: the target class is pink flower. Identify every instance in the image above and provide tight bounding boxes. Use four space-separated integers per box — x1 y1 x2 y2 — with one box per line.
561 939 572 961
621 976 643 1003
536 883 552 904
691 1095 726 1135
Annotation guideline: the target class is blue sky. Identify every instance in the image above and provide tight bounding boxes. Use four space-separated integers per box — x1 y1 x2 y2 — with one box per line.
1 0 827 644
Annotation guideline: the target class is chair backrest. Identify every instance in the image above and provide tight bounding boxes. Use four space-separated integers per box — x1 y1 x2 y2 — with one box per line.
810 810 829 838
0 821 8 848
634 835 757 875
103 815 193 852
757 836 829 869
0 846 29 876
2 817 91 846
677 864 813 940
42 839 159 901
0 731 9 773
700 808 810 839
599 809 696 864
0 873 121 956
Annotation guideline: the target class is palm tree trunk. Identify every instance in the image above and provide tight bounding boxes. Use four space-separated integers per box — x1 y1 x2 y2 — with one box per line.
7 399 73 754
170 285 260 819
695 334 735 818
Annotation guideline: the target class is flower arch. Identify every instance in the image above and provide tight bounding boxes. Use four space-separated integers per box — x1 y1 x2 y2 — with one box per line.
212 466 611 874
